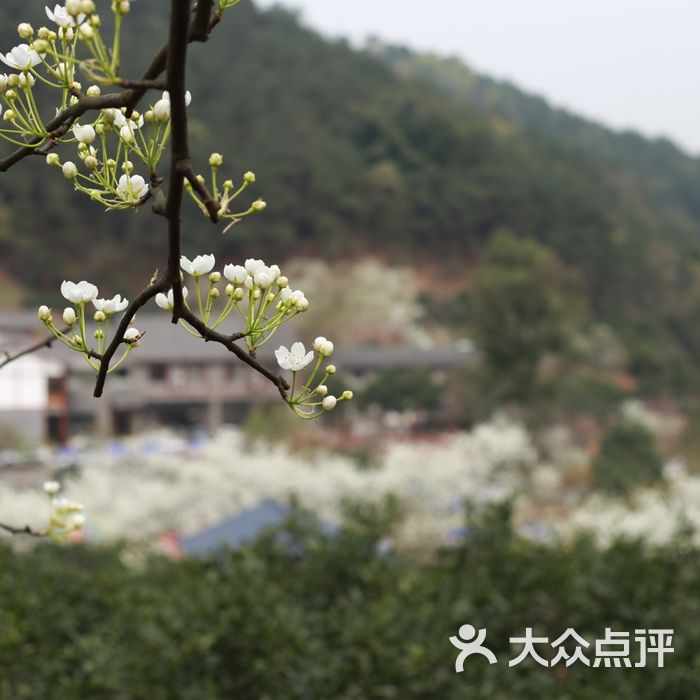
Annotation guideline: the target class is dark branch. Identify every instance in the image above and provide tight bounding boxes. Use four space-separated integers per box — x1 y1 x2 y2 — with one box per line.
0 522 43 538
185 166 220 222
0 326 70 371
115 78 168 91
191 0 215 41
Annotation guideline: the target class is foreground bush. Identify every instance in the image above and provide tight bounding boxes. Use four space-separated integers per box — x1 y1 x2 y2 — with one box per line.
0 506 697 699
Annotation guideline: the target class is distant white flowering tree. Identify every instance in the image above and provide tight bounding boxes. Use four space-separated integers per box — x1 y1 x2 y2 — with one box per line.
0 0 353 535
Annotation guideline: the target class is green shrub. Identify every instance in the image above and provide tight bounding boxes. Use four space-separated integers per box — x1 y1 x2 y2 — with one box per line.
593 422 664 494
0 506 696 698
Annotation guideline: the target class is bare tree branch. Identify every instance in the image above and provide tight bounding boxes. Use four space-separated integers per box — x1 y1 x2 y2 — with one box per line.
0 522 44 538
0 327 70 371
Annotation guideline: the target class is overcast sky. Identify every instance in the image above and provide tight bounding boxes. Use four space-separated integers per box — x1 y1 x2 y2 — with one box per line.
257 0 700 155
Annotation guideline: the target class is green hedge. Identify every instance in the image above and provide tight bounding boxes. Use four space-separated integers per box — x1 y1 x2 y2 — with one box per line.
0 506 697 699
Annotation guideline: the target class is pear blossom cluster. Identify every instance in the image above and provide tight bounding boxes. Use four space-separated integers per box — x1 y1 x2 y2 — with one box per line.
185 153 266 231
37 279 141 373
158 254 310 351
45 91 191 209
275 337 354 419
1 3 259 217
42 479 85 541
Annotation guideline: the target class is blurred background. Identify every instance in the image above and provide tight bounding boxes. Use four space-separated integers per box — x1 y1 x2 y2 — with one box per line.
1 1 700 697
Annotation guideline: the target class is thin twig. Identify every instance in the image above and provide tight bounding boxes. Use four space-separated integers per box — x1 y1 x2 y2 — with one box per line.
0 523 43 538
0 326 70 371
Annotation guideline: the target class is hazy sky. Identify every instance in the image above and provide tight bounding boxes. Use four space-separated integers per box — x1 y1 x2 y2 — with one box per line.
257 0 700 155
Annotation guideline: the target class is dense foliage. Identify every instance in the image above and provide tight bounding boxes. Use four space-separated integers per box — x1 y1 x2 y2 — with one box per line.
0 508 697 698
593 422 664 495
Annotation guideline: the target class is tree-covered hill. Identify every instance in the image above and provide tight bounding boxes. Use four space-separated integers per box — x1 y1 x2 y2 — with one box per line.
0 1 699 388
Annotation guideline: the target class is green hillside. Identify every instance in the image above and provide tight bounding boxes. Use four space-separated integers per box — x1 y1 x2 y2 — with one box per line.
0 1 699 390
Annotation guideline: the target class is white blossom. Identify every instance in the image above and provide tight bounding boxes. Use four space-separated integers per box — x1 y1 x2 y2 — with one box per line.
116 174 149 201
0 44 42 71
123 327 140 342
161 89 192 106
244 258 266 275
275 342 314 371
73 123 96 144
93 294 129 315
61 280 98 303
223 264 247 285
181 254 215 276
43 480 60 495
155 287 188 311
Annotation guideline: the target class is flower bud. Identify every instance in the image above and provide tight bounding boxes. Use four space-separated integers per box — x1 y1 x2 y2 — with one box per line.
78 24 94 41
94 329 103 339
122 160 134 173
326 364 336 375
32 38 49 53
72 513 86 528
106 158 117 169
225 284 234 297
120 125 134 143
223 179 233 190
62 161 78 179
243 171 256 183
144 110 155 122
277 276 288 288
322 396 337 412
251 199 267 212
43 480 60 495
46 153 60 166
18 73 35 88
208 271 221 284
66 0 82 15
0 75 7 92
233 288 244 301
85 155 98 169
86 85 100 97
313 337 327 351
209 288 220 299
81 0 96 14
93 310 106 322
342 390 354 401
118 0 131 14
38 27 50 39
209 153 223 167
153 98 170 121
37 305 51 321
18 23 33 39
123 327 140 342
62 307 77 325
316 384 328 396
252 289 262 300
319 340 334 357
